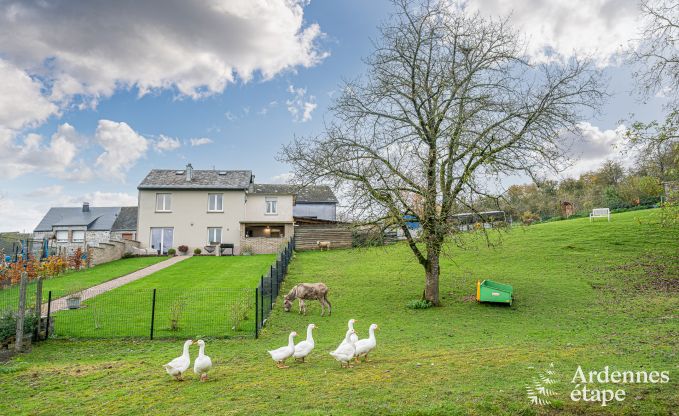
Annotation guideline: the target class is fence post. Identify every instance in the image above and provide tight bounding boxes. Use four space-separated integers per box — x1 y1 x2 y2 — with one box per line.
260 276 265 326
45 291 52 340
33 276 43 341
150 288 157 340
15 272 28 352
270 269 274 307
255 286 259 339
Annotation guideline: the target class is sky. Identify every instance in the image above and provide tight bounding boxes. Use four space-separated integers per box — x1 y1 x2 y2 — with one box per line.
0 0 669 232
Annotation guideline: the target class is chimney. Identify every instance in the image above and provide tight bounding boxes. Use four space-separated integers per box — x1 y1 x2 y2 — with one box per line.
82 202 90 212
185 163 193 182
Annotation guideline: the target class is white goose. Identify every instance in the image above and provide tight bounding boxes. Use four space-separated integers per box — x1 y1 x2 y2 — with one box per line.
193 340 212 381
163 339 193 381
329 328 357 368
339 319 359 347
293 324 316 362
268 331 297 368
354 324 379 362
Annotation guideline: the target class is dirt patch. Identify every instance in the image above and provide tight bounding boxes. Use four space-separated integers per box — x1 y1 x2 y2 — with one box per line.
459 294 477 303
605 254 679 292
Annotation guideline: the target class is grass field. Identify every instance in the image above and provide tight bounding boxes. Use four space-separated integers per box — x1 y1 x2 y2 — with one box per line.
50 255 275 338
0 256 168 309
0 209 677 415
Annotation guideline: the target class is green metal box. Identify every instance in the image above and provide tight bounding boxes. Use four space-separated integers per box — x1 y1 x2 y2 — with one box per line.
476 279 513 305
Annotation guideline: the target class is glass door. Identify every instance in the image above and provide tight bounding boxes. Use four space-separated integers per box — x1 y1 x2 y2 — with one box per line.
150 227 174 254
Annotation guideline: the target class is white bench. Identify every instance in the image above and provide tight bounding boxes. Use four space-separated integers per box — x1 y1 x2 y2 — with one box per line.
589 208 610 222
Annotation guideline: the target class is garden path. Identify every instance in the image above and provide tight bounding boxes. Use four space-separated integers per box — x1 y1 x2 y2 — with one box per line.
41 256 189 315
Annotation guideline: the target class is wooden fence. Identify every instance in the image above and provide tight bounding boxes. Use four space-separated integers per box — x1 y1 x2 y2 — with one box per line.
294 224 352 251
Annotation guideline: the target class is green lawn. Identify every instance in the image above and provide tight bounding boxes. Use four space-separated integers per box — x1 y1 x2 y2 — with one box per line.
49 255 275 339
0 256 168 309
0 210 677 415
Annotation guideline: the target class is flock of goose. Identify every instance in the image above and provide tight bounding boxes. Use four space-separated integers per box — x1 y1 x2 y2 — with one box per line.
162 318 379 381
269 319 379 368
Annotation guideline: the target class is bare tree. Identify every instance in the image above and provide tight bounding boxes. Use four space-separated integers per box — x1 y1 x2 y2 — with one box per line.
280 0 604 305
629 0 679 105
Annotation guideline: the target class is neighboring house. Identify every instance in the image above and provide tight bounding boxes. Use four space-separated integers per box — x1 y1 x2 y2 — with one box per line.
111 207 138 241
33 203 125 252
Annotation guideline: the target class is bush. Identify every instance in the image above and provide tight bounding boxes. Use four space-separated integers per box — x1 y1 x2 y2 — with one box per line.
193 248 202 255
167 248 176 256
0 308 39 342
178 245 189 253
406 299 433 310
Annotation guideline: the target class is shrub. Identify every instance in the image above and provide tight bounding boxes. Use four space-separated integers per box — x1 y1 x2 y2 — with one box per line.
177 245 189 253
520 211 540 225
169 297 187 331
167 248 176 256
0 308 39 342
406 299 433 309
193 248 202 255
240 244 254 255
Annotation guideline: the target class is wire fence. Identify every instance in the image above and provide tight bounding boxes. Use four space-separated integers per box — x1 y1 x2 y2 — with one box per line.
0 239 295 341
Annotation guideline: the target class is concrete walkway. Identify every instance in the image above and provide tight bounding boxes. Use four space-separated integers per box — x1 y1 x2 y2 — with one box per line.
42 255 189 315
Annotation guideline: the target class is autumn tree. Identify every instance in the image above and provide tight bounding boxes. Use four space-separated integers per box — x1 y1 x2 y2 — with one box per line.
281 0 604 305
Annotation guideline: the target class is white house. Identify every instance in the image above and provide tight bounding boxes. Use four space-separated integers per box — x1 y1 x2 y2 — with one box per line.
136 164 337 255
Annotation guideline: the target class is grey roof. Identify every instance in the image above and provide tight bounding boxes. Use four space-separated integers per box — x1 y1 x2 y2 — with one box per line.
253 184 338 203
111 207 138 231
138 169 253 189
34 207 122 232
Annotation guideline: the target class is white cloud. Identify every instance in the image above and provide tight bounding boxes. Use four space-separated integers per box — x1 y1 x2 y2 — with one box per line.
0 123 85 179
460 0 641 66
0 59 58 130
154 135 182 152
94 120 149 181
224 111 238 121
560 122 629 177
270 172 294 184
78 191 137 207
190 137 213 147
0 0 326 115
286 85 317 122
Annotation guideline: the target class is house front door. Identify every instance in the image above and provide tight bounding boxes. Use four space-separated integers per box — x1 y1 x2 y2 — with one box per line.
150 227 173 254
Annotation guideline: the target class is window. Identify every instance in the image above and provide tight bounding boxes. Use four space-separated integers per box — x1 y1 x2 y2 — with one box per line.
207 227 222 244
208 193 223 212
55 230 69 243
155 193 172 212
265 197 277 214
72 230 85 243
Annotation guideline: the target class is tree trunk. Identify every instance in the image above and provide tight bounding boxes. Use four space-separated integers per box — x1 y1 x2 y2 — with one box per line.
424 249 440 305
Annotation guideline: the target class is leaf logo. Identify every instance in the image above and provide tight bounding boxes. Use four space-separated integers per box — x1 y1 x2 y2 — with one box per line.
526 362 559 406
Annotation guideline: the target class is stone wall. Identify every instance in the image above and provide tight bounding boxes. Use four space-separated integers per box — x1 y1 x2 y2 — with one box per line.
239 237 287 254
90 239 141 265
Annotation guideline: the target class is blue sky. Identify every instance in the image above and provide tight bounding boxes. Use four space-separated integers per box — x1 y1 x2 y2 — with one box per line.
0 0 668 232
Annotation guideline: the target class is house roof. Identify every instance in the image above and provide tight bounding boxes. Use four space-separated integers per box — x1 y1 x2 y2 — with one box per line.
253 184 338 203
138 169 253 190
111 207 138 231
34 207 122 232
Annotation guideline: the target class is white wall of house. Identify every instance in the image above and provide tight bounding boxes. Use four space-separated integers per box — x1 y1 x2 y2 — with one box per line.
137 189 247 253
245 194 294 222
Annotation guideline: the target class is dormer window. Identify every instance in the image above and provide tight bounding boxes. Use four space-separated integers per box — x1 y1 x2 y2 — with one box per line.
208 193 223 212
265 197 277 215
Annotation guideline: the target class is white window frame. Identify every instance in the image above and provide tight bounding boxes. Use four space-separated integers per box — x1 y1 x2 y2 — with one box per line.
155 193 172 212
207 227 222 245
265 197 278 215
208 193 224 212
72 230 85 243
55 230 69 243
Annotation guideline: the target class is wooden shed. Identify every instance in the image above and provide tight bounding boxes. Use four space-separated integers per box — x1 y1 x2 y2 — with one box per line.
293 217 352 251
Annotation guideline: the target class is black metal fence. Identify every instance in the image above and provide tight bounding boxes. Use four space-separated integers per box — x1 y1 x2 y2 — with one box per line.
255 238 294 338
1 239 296 341
43 287 256 339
